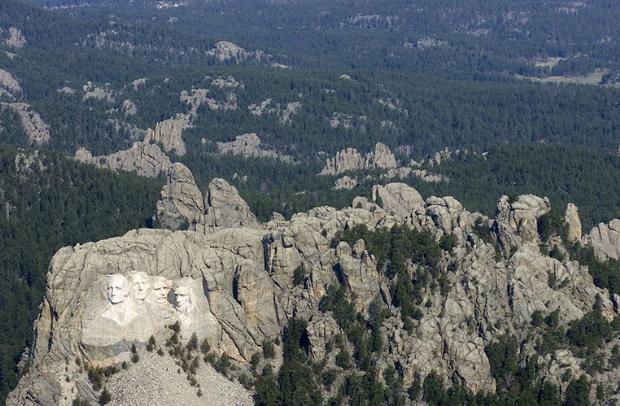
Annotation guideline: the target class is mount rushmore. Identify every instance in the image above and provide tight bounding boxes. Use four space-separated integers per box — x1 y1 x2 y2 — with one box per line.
7 163 620 405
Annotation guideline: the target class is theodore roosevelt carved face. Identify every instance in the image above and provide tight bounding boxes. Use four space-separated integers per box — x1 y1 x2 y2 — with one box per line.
106 274 129 304
130 272 149 301
151 276 171 304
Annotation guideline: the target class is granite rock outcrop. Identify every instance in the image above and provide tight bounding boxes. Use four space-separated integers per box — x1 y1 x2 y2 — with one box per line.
8 175 619 405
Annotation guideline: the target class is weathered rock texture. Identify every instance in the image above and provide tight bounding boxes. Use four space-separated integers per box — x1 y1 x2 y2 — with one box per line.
0 102 50 145
4 27 27 49
74 143 172 178
143 114 190 156
585 219 620 260
565 203 582 242
0 68 22 98
155 163 205 229
320 142 398 175
206 41 267 63
248 98 301 124
334 175 358 190
82 81 116 103
8 176 619 405
155 167 259 231
216 133 294 162
493 195 550 253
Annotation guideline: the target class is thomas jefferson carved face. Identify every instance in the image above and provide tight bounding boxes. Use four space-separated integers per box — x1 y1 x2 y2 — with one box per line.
130 272 149 301
106 274 129 304
173 285 193 313
151 276 171 304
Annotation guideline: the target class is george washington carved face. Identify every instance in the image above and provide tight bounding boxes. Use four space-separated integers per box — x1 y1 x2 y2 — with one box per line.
106 274 129 304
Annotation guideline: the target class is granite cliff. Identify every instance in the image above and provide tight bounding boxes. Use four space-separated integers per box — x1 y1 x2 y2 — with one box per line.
8 169 620 405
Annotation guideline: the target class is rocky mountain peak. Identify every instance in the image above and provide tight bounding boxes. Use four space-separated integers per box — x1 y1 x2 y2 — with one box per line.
493 194 550 253
7 172 620 405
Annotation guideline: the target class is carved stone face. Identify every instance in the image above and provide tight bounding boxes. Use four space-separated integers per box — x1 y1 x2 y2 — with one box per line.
173 285 193 313
151 276 171 304
131 272 149 301
106 274 129 304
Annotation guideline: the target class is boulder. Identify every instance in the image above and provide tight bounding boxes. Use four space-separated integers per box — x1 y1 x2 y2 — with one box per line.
493 195 550 252
372 183 425 220
564 203 582 242
585 219 620 260
203 178 259 229
155 163 204 229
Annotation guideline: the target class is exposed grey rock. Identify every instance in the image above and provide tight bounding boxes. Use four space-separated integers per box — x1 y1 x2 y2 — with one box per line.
74 143 171 178
425 195 467 234
585 219 620 260
216 133 295 162
417 37 446 49
155 163 205 229
82 81 116 102
131 78 147 91
320 142 398 176
307 314 340 361
4 27 27 49
372 182 425 220
0 103 50 145
248 98 301 124
14 150 45 174
333 175 358 190
211 75 244 89
206 41 267 63
381 167 445 183
0 68 22 98
493 195 550 252
9 183 618 405
202 178 259 229
144 114 190 156
565 203 582 242
56 86 75 95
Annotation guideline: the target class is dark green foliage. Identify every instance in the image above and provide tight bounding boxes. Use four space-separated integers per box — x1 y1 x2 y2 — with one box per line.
186 333 199 352
262 341 275 359
276 319 323 406
87 368 103 391
411 144 620 230
99 388 112 405
292 265 306 287
0 148 160 402
610 345 620 369
563 375 590 406
213 354 231 376
566 300 614 352
253 365 278 406
146 335 156 352
485 335 520 391
567 243 620 296
131 344 139 363
538 207 568 242
531 311 544 327
439 234 457 252
200 339 211 354
169 322 181 334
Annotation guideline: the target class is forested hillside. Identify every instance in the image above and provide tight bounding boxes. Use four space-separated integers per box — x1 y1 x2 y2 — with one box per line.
1 0 620 403
0 148 162 401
